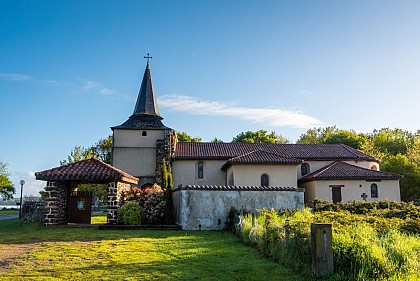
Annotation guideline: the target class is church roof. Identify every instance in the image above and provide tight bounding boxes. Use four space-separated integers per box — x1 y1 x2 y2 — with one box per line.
298 161 402 183
221 150 302 170
112 62 170 130
35 158 138 183
174 142 378 162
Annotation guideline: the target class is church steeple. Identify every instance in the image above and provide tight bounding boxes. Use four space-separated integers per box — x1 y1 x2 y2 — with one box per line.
132 62 161 117
112 56 170 130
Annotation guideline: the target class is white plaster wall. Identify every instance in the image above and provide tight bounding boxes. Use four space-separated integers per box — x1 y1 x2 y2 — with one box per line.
112 147 156 177
113 129 164 147
301 179 400 202
172 160 227 187
230 164 297 187
173 189 305 230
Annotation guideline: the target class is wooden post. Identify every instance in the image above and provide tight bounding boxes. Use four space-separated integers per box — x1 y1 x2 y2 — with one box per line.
311 223 334 277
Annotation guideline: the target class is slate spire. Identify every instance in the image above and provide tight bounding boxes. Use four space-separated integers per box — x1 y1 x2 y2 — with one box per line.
132 62 161 117
112 58 170 130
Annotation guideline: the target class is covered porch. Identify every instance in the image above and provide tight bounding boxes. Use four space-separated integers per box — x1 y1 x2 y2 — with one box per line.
35 158 138 226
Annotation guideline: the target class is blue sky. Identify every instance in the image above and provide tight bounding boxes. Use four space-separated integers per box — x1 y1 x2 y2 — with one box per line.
1 1 420 197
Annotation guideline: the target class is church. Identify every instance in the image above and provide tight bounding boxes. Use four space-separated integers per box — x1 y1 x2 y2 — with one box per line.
110 59 402 230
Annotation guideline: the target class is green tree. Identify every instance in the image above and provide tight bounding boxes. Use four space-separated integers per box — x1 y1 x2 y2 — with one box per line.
371 128 411 156
232 130 290 144
296 126 339 144
0 161 15 200
60 135 113 165
162 158 174 224
210 137 224 143
381 154 420 201
176 131 202 142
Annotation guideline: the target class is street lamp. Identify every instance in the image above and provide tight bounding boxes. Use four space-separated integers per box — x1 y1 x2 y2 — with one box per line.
19 180 25 219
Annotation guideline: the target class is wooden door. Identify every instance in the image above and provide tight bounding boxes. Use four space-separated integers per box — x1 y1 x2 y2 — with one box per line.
69 191 92 224
331 186 342 204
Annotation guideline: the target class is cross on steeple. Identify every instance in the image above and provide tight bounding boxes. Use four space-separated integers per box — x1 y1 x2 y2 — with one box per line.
144 53 153 63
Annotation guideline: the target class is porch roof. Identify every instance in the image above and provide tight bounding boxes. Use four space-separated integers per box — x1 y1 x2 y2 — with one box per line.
35 158 138 184
298 161 402 183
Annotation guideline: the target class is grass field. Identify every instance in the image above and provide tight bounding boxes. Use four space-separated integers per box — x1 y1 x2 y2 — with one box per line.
0 209 19 216
0 218 311 281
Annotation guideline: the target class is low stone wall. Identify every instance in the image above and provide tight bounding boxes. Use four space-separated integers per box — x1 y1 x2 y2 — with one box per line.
22 201 45 223
173 185 305 230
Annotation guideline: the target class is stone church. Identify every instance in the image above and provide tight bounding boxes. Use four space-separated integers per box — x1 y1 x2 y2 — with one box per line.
110 60 402 230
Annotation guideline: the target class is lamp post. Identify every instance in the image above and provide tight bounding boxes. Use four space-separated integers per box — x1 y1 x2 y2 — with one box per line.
19 180 25 219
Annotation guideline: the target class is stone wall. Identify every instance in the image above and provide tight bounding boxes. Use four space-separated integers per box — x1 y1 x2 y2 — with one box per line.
44 181 68 226
107 181 132 224
173 185 305 230
22 201 45 223
156 129 176 184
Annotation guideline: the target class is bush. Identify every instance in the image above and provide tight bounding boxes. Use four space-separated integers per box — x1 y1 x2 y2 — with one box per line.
117 201 143 225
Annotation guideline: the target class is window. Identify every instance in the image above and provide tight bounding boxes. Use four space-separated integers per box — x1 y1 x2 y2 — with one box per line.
371 183 378 198
142 131 147 136
261 174 269 187
197 162 204 179
371 165 378 171
301 163 310 176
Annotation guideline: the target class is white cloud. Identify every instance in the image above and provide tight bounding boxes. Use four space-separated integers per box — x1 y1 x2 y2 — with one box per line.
82 80 102 92
99 87 114 95
158 95 324 129
0 73 33 81
11 171 45 198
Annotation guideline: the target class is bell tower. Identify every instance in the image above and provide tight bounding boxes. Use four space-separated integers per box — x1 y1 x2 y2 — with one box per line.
111 55 175 187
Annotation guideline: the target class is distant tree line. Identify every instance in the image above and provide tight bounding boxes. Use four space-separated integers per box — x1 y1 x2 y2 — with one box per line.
62 127 420 202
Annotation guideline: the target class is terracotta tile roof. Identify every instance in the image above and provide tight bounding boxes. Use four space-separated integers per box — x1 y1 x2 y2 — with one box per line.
298 161 402 183
174 185 301 192
174 142 378 162
221 150 302 170
35 158 138 183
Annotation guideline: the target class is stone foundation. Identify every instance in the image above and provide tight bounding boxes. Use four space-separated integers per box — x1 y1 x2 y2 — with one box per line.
22 201 45 223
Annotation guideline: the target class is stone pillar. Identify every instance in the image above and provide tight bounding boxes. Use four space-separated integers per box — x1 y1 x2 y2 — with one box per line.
44 181 67 226
107 182 118 224
311 223 334 277
156 129 176 184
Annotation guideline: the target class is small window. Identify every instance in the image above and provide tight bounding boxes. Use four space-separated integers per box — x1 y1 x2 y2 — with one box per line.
261 174 269 187
301 163 310 176
197 162 204 179
371 183 378 198
371 165 378 171
142 131 147 136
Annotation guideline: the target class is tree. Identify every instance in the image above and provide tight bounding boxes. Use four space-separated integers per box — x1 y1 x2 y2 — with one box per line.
381 154 420 201
0 161 15 200
232 130 290 144
210 137 224 143
296 126 339 144
371 128 411 156
176 131 202 142
60 135 113 165
162 158 174 224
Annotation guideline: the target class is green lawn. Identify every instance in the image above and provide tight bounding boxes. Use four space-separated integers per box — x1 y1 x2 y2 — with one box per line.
0 209 19 216
0 219 311 281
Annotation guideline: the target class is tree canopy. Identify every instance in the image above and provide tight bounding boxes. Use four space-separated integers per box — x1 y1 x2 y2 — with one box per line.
0 161 15 200
232 130 290 144
61 135 112 165
176 131 202 142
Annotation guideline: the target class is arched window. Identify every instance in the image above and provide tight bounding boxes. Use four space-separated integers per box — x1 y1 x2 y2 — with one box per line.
371 165 378 171
197 162 204 179
261 174 269 187
142 131 147 136
371 183 378 198
301 163 310 176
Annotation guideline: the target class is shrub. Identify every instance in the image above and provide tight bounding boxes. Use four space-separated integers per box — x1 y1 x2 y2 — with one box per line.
143 184 166 224
117 201 143 225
